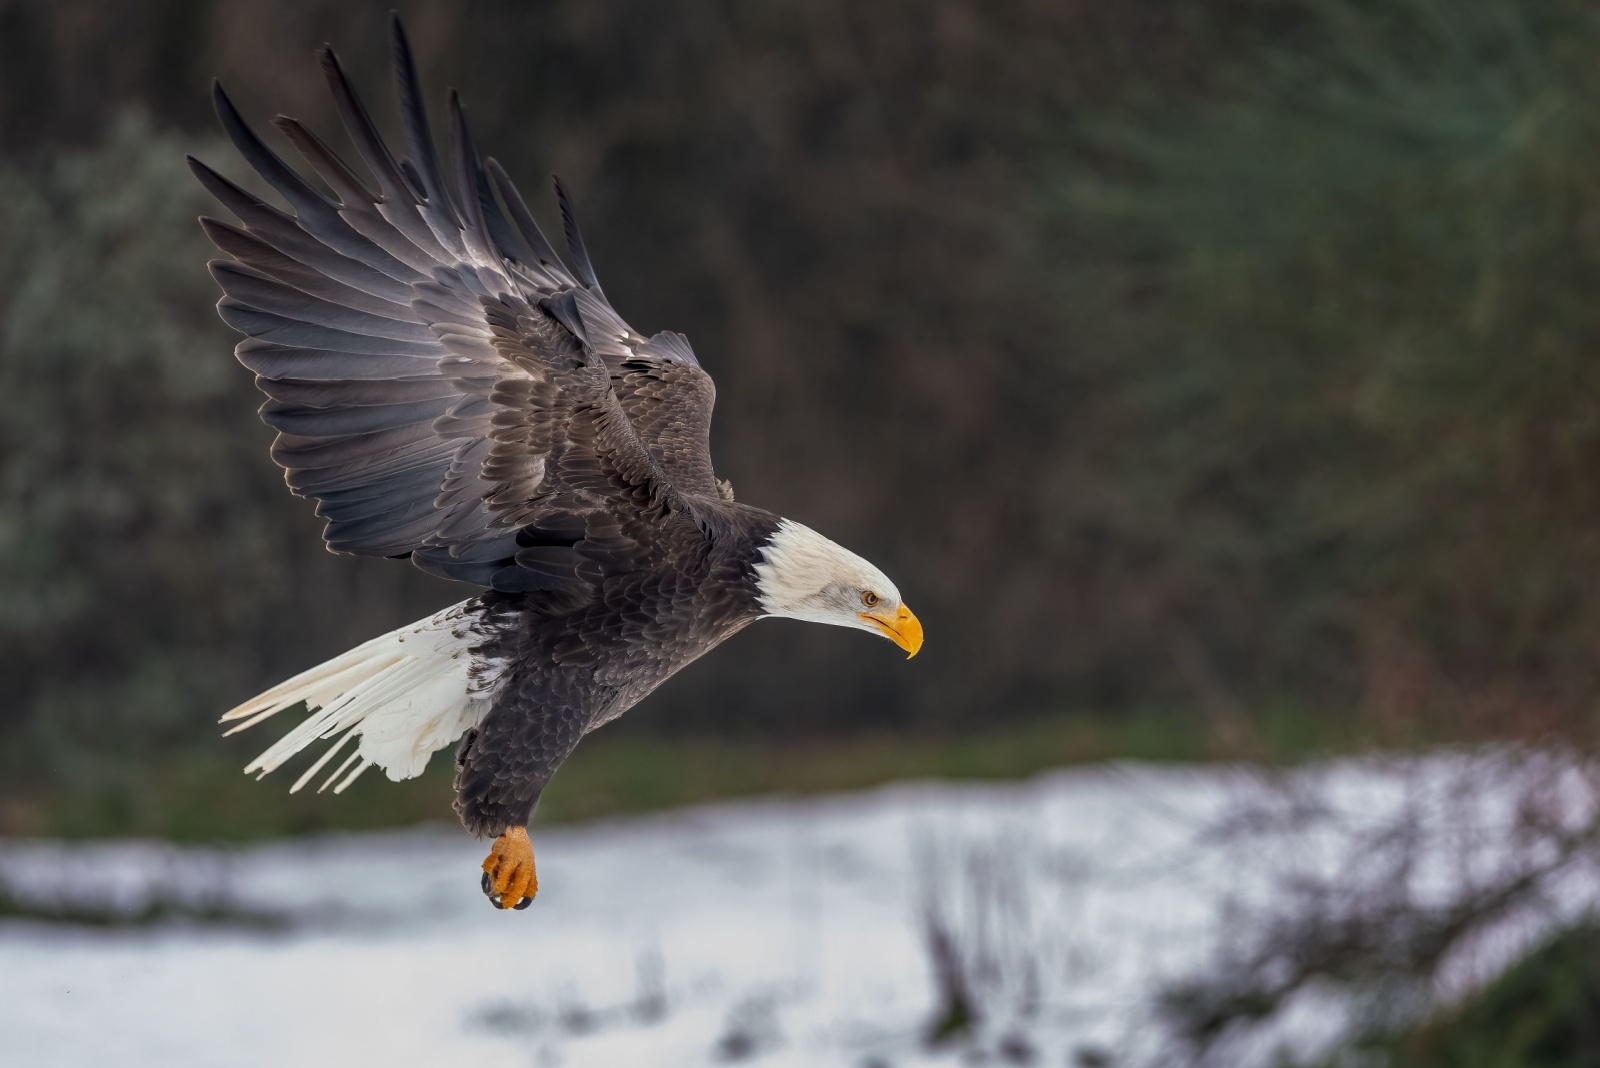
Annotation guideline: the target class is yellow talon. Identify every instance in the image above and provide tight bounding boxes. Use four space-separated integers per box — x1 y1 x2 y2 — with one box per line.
481 826 538 910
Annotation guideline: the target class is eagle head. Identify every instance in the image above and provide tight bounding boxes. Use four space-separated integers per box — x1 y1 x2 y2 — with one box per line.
752 520 923 657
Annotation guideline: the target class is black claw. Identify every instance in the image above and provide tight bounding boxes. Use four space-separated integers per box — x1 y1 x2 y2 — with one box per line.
481 871 492 895
486 893 503 910
513 895 533 910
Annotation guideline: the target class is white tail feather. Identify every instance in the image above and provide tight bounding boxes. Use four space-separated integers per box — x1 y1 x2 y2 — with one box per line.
221 601 499 791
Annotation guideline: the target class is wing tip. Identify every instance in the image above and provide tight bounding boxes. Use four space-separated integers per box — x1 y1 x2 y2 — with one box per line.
315 42 342 81
552 174 602 291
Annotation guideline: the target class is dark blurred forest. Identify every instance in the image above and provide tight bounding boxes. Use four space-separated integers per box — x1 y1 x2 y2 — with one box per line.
6 0 1600 835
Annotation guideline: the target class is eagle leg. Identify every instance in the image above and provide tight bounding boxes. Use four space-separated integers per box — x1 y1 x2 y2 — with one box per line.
480 826 538 910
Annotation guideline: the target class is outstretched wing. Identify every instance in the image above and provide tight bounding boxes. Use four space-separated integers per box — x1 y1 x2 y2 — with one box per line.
194 19 720 585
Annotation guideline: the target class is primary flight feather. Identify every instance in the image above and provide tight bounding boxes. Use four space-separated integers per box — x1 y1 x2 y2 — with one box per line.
196 16 923 910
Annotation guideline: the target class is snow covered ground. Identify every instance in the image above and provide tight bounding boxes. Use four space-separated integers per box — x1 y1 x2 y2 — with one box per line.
3 754 1598 1068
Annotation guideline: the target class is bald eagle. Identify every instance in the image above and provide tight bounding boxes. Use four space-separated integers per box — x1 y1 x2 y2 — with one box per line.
195 19 922 910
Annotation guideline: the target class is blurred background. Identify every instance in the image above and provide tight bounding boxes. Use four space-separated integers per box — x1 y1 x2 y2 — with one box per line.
8 0 1600 835
6 1 1600 1063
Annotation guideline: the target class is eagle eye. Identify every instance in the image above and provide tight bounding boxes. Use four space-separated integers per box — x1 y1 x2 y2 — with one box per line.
861 591 880 608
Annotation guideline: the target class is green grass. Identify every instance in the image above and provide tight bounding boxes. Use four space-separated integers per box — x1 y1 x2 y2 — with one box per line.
0 703 1379 842
1342 923 1600 1068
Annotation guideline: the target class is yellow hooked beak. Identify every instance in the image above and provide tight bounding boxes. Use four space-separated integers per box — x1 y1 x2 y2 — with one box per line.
859 603 924 658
